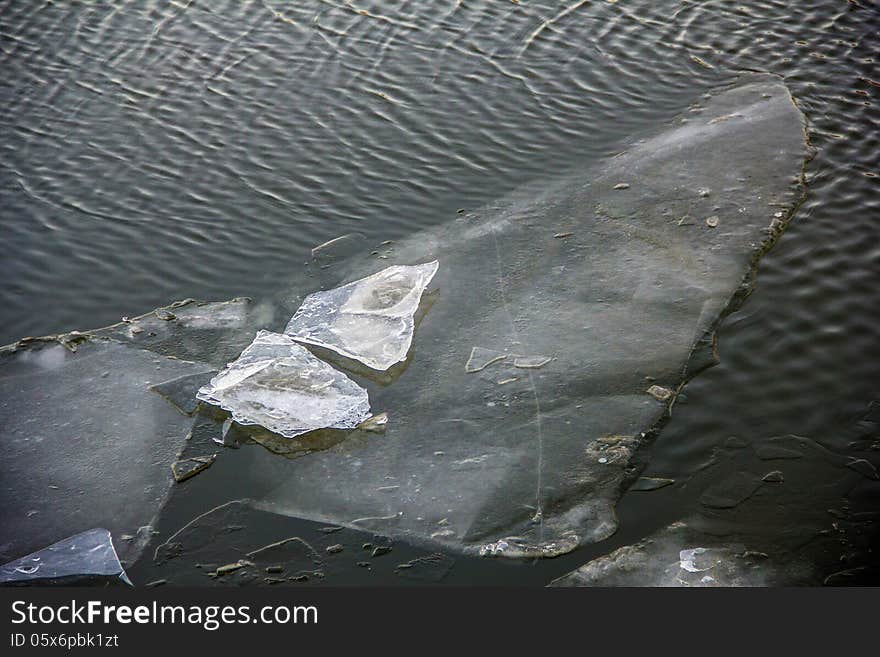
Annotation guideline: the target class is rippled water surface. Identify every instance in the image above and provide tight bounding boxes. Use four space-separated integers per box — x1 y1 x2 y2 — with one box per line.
2 1 878 584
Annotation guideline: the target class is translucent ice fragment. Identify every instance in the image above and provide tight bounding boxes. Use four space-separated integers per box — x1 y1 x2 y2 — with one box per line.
89 297 263 367
149 370 216 415
284 261 439 371
196 331 370 438
0 529 131 586
465 347 508 373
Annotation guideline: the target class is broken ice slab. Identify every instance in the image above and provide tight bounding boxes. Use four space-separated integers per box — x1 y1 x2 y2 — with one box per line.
284 261 439 371
196 330 371 439
0 337 211 565
0 529 131 586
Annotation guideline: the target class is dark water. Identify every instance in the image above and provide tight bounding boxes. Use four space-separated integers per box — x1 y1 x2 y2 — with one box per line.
2 1 878 585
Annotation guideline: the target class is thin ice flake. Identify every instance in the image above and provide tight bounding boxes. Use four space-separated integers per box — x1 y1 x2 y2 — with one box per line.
284 261 439 371
196 330 370 438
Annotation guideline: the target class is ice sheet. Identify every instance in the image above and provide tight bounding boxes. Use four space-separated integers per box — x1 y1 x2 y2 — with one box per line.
196 331 371 438
284 261 439 371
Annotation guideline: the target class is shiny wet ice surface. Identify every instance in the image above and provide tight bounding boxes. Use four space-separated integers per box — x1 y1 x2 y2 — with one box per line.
2 1 879 585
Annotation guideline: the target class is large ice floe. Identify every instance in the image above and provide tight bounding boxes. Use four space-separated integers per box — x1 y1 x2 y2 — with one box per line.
196 330 371 439
250 74 812 558
0 337 214 565
284 261 439 371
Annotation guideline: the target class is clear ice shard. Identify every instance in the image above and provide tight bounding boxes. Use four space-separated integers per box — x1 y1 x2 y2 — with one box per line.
284 261 439 371
0 529 131 586
196 330 371 438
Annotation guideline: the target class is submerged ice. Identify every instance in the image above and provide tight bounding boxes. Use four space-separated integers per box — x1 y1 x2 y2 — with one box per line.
284 261 439 371
196 330 371 438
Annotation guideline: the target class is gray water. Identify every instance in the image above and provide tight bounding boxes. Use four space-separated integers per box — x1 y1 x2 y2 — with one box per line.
1 1 878 585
